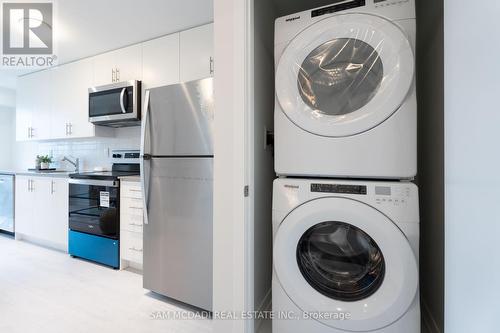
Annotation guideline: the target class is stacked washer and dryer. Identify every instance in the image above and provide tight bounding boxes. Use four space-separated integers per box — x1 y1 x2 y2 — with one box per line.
272 1 420 333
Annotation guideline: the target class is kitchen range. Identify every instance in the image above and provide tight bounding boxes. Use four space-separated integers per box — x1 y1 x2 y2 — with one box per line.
68 150 140 269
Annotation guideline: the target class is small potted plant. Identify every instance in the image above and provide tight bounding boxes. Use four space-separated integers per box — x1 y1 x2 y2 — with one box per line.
36 155 53 170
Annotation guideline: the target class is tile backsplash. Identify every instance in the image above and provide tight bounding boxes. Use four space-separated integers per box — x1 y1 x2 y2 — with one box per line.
13 127 141 172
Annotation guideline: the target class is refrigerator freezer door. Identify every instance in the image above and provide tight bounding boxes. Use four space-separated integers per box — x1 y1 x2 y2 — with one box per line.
0 174 14 233
147 78 214 156
143 157 213 311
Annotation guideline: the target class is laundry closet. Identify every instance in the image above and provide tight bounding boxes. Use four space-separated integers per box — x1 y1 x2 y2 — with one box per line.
241 0 443 332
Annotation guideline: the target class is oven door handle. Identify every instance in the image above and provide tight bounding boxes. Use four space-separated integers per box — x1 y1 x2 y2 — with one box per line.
140 90 151 225
69 179 119 187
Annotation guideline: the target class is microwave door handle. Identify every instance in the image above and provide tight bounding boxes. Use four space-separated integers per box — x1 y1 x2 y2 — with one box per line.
119 87 127 113
140 90 151 225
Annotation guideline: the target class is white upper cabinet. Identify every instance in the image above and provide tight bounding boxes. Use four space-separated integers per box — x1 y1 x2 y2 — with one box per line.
52 58 96 139
17 70 53 141
93 44 143 86
180 23 214 82
16 25 212 142
32 70 53 140
16 75 34 141
142 33 180 91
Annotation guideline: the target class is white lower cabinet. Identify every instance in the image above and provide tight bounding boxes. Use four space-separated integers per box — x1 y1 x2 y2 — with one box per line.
15 176 69 252
120 181 144 270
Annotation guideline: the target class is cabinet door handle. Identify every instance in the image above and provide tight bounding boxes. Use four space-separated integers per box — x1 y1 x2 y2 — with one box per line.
27 179 30 192
68 123 72 135
116 68 120 82
128 206 143 210
51 180 55 194
27 127 30 139
209 57 214 75
129 247 143 252
112 68 116 82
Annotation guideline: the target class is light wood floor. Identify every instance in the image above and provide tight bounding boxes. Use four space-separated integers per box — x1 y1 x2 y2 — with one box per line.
0 235 213 333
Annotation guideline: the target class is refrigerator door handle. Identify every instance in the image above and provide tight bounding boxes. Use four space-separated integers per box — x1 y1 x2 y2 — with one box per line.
140 90 151 224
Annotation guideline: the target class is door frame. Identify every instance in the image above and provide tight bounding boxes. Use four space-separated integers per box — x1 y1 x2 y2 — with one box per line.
213 0 254 332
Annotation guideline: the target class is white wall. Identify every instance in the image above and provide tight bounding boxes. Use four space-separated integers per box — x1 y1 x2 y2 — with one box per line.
0 107 15 170
445 1 500 332
0 88 16 108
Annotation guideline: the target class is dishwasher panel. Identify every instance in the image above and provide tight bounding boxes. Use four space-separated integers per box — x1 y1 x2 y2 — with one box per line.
0 174 14 233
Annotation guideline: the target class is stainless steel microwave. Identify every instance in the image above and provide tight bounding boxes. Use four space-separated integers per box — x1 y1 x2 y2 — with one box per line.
88 80 141 127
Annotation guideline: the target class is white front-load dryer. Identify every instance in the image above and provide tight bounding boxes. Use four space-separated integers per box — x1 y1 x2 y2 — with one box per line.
272 178 420 333
274 0 417 179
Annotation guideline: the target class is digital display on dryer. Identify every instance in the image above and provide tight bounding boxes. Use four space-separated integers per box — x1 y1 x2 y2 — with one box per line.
311 184 367 195
311 0 366 18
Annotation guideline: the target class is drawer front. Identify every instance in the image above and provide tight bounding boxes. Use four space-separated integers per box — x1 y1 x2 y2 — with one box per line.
121 183 142 199
122 196 143 209
121 230 143 264
121 197 144 233
121 212 143 233
69 230 119 269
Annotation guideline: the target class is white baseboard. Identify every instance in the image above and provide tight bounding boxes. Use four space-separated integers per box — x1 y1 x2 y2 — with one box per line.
15 233 67 253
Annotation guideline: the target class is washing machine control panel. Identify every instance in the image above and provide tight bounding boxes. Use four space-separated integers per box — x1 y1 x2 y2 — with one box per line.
311 183 367 195
373 0 410 8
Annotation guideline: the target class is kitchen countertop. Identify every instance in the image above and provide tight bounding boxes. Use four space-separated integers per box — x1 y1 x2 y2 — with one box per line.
119 175 141 182
7 170 74 178
1 171 141 180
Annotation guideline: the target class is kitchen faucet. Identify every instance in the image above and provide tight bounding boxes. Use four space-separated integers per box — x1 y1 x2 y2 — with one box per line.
62 156 80 173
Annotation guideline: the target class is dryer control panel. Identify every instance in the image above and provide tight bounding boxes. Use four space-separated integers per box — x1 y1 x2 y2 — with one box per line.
374 185 412 207
311 0 366 18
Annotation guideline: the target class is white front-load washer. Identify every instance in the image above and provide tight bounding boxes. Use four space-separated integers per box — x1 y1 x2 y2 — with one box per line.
274 0 417 179
272 178 420 333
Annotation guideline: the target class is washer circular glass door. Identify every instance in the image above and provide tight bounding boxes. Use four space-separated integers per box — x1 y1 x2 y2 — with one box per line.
276 13 414 137
273 198 418 331
297 221 385 302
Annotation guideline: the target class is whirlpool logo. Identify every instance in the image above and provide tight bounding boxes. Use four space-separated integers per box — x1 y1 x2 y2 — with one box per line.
285 16 301 22
1 1 57 68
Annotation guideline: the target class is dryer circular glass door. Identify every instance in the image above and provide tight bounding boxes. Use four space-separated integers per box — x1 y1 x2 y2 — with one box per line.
276 13 414 137
273 198 418 331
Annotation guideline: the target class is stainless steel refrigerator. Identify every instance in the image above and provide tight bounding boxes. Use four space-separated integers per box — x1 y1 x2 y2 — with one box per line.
140 78 214 311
